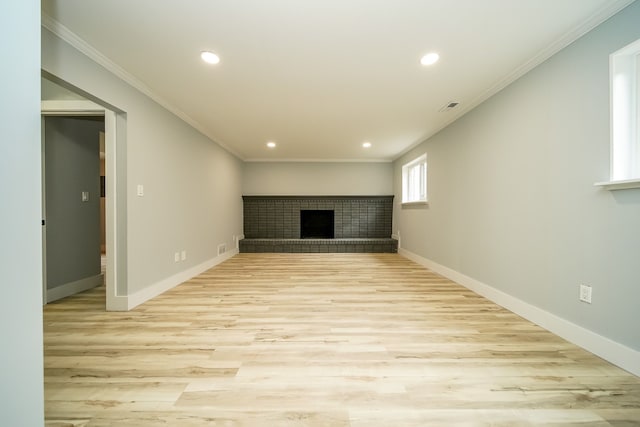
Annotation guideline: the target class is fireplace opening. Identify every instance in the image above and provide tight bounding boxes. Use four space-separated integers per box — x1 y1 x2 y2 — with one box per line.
300 210 334 239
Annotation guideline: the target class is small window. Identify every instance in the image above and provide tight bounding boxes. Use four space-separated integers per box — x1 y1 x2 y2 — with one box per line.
402 153 427 204
610 38 640 182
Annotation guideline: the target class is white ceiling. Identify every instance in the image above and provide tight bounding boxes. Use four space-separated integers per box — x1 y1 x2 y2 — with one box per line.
41 0 634 161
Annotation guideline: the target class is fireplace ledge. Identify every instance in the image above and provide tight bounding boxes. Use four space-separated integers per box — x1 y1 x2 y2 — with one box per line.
239 238 398 253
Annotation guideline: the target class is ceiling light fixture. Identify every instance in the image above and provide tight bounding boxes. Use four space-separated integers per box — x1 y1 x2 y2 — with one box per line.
420 52 440 66
266 141 276 148
362 142 372 148
200 51 220 64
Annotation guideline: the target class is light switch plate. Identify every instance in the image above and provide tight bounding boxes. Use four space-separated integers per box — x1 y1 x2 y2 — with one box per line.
81 191 89 202
137 184 144 196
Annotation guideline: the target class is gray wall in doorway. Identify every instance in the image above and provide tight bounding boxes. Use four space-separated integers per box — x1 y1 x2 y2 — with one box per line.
45 116 102 292
42 28 245 298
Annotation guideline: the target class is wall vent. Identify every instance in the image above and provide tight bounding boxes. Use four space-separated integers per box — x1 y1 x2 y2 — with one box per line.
438 101 460 112
217 244 226 255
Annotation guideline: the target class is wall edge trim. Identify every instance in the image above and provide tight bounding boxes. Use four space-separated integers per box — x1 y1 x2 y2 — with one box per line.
126 249 238 310
398 248 640 377
46 274 103 303
40 14 243 160
391 0 636 162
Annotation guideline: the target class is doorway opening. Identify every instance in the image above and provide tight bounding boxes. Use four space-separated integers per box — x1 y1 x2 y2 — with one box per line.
41 75 127 311
42 115 105 303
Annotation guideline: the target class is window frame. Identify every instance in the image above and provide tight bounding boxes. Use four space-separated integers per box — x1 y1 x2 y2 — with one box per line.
401 153 428 205
597 38 640 190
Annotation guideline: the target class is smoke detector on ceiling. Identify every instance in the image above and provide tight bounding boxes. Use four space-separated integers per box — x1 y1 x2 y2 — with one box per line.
438 101 460 112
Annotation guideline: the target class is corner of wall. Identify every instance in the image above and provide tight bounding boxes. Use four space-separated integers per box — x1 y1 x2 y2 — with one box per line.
125 249 238 310
398 248 640 378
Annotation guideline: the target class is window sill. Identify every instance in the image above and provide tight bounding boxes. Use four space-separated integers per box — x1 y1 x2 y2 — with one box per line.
594 178 640 191
402 200 429 207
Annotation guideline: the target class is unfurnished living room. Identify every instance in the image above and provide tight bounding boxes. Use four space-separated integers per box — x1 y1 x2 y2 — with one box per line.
2 1 640 426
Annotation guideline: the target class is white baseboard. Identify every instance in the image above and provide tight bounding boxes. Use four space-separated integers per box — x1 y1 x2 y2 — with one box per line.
398 248 640 377
106 295 129 311
46 274 103 303
126 249 238 310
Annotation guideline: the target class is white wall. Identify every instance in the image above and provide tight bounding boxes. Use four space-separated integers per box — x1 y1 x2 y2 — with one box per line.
244 161 393 195
0 1 44 425
394 2 640 365
41 29 244 299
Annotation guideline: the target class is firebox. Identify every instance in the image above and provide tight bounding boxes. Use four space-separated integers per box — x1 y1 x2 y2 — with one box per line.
300 210 334 239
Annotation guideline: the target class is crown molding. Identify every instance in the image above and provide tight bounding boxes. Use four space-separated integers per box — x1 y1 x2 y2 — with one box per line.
393 0 637 162
40 12 243 160
41 0 635 165
243 158 393 163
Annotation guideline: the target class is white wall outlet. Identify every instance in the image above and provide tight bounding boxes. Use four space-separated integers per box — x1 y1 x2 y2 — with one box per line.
174 252 180 262
137 184 144 196
579 284 592 304
81 191 89 202
181 250 187 261
217 243 226 256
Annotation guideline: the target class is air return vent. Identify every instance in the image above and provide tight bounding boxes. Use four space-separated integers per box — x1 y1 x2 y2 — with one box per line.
438 101 460 112
217 244 226 255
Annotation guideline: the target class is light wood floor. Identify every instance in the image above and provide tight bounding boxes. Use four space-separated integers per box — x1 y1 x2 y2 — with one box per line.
44 253 640 426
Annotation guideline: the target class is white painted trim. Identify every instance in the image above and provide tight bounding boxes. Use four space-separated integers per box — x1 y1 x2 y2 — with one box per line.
398 248 640 377
41 2 633 164
244 158 394 163
393 0 636 162
106 295 129 312
41 117 47 305
41 14 242 160
126 249 239 310
595 178 640 190
41 102 124 312
401 201 429 207
103 110 121 312
234 234 245 250
46 274 103 303
41 100 103 115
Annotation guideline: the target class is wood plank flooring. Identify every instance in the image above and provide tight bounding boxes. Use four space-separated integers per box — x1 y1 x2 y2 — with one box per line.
44 253 640 426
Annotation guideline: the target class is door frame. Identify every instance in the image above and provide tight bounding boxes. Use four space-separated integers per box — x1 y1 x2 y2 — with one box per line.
41 100 125 310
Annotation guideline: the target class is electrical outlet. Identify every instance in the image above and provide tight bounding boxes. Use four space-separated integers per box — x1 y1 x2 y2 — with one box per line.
579 284 592 304
181 250 187 261
174 252 180 262
218 243 226 256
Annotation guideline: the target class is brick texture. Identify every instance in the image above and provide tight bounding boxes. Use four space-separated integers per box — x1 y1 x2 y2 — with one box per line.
243 196 393 239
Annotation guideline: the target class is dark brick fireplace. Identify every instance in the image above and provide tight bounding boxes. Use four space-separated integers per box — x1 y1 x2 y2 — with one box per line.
240 196 397 253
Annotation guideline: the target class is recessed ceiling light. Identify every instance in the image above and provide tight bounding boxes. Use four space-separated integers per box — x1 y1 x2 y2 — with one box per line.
200 51 220 64
266 141 276 148
420 52 440 66
362 142 372 148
